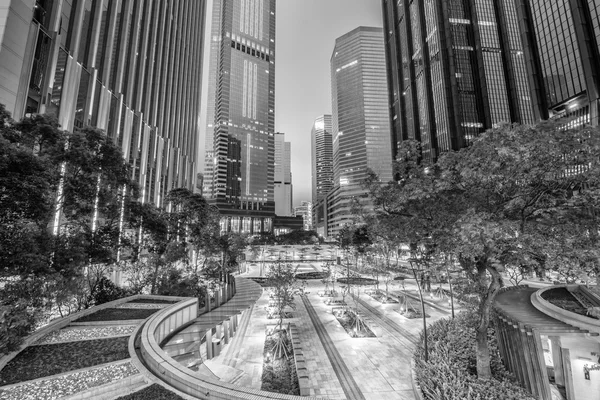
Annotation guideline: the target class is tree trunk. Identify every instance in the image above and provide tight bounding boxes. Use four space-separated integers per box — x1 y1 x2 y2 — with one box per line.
475 259 503 379
150 260 161 294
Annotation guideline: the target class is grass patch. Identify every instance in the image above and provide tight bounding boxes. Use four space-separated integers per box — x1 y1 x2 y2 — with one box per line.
0 337 130 386
127 298 179 304
115 384 185 399
74 308 159 322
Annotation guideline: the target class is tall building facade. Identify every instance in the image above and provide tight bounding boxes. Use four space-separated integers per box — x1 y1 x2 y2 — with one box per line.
311 114 333 204
515 0 600 126
203 0 277 234
274 132 292 216
0 0 206 206
328 27 394 238
294 201 313 231
382 0 535 162
201 0 225 199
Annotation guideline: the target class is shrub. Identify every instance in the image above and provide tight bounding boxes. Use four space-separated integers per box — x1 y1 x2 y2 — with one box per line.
91 276 134 306
413 311 534 400
0 302 36 356
154 268 208 308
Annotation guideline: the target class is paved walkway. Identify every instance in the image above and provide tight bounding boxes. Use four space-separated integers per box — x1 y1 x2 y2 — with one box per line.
204 262 452 399
303 295 365 400
303 279 449 400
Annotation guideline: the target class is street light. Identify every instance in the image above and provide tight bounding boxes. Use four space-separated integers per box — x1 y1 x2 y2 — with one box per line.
407 257 428 363
444 259 456 319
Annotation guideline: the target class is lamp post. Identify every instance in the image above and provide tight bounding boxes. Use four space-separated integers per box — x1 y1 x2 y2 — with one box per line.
408 257 428 362
444 258 456 319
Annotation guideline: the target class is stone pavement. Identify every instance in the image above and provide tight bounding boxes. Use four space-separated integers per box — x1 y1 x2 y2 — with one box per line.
302 279 449 400
210 261 452 399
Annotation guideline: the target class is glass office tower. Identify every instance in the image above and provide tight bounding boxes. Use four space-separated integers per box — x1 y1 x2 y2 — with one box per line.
274 132 292 216
204 0 277 234
515 0 600 126
0 0 206 206
311 114 333 204
329 27 393 237
382 0 535 162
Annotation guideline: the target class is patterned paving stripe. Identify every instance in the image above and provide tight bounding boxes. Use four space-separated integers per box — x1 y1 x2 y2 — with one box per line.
356 298 420 347
302 296 366 400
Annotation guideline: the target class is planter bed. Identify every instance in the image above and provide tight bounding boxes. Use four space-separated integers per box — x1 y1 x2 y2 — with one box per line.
396 309 430 319
261 330 300 395
367 291 399 304
248 277 269 287
116 303 170 309
541 287 589 317
337 277 377 285
0 361 138 400
127 298 179 304
35 326 137 344
0 337 130 386
332 308 376 338
74 307 160 322
115 383 185 400
295 271 328 280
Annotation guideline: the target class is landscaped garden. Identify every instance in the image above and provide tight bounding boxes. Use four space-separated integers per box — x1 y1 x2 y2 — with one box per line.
127 298 179 304
0 337 130 386
414 311 534 400
295 271 328 280
0 361 138 400
35 326 137 344
396 295 429 319
260 329 299 395
541 287 597 318
332 308 376 338
366 289 398 304
337 277 377 286
74 308 160 322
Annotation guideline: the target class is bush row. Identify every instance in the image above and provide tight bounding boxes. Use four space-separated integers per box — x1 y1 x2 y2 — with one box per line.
413 311 535 400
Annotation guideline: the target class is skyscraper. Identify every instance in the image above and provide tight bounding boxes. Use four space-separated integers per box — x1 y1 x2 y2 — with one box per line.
515 0 600 126
294 201 313 231
382 0 535 162
311 114 333 205
274 132 292 216
204 0 277 234
328 27 393 237
0 0 206 206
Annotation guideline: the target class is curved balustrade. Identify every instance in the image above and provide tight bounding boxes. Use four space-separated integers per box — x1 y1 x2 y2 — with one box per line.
138 276 320 400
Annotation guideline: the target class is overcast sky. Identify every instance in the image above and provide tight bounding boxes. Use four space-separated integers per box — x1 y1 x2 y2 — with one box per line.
274 0 384 207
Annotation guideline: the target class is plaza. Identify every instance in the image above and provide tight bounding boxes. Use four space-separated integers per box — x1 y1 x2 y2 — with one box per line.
0 257 455 400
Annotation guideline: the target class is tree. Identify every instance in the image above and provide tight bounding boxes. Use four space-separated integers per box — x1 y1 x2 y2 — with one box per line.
364 122 600 379
165 188 220 272
266 259 298 358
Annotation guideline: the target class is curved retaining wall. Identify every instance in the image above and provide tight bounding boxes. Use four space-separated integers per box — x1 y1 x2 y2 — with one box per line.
139 277 321 400
531 285 600 333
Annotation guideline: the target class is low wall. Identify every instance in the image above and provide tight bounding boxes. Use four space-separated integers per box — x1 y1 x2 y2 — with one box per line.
139 277 322 400
531 285 600 333
0 294 187 371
